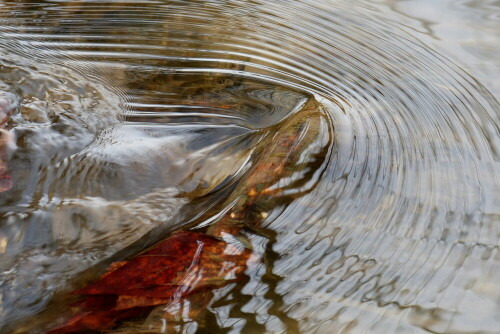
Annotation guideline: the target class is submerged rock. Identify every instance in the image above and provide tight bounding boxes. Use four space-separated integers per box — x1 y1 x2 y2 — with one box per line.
0 128 15 192
0 90 18 126
0 87 18 192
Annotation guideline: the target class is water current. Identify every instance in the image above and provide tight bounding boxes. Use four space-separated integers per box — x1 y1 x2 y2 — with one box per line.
0 0 498 333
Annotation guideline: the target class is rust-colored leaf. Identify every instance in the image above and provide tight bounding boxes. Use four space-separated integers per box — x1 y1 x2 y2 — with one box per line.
113 295 171 310
49 231 251 333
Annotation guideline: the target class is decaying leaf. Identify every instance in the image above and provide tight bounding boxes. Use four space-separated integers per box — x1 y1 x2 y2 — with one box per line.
49 231 252 333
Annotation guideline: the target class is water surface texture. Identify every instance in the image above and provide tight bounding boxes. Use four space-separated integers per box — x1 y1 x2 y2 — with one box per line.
0 0 499 333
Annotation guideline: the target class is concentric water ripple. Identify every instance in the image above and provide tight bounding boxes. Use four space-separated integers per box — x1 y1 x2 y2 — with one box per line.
0 0 498 333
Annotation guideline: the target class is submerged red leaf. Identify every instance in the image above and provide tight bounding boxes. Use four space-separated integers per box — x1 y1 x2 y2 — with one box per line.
75 231 249 296
49 231 251 333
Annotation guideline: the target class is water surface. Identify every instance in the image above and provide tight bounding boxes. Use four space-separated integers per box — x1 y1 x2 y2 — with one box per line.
0 0 498 333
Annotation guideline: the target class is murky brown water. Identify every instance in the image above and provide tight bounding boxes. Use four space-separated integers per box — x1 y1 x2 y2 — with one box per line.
0 0 498 333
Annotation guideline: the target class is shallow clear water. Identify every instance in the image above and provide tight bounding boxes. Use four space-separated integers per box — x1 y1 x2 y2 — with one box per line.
0 0 498 333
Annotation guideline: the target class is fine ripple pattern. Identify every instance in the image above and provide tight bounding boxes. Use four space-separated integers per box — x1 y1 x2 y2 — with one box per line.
0 0 498 333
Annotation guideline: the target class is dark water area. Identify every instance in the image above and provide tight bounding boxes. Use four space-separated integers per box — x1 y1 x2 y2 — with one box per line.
0 0 498 333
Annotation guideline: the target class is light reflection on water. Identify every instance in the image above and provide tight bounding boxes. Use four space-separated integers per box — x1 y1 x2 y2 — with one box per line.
0 0 498 333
